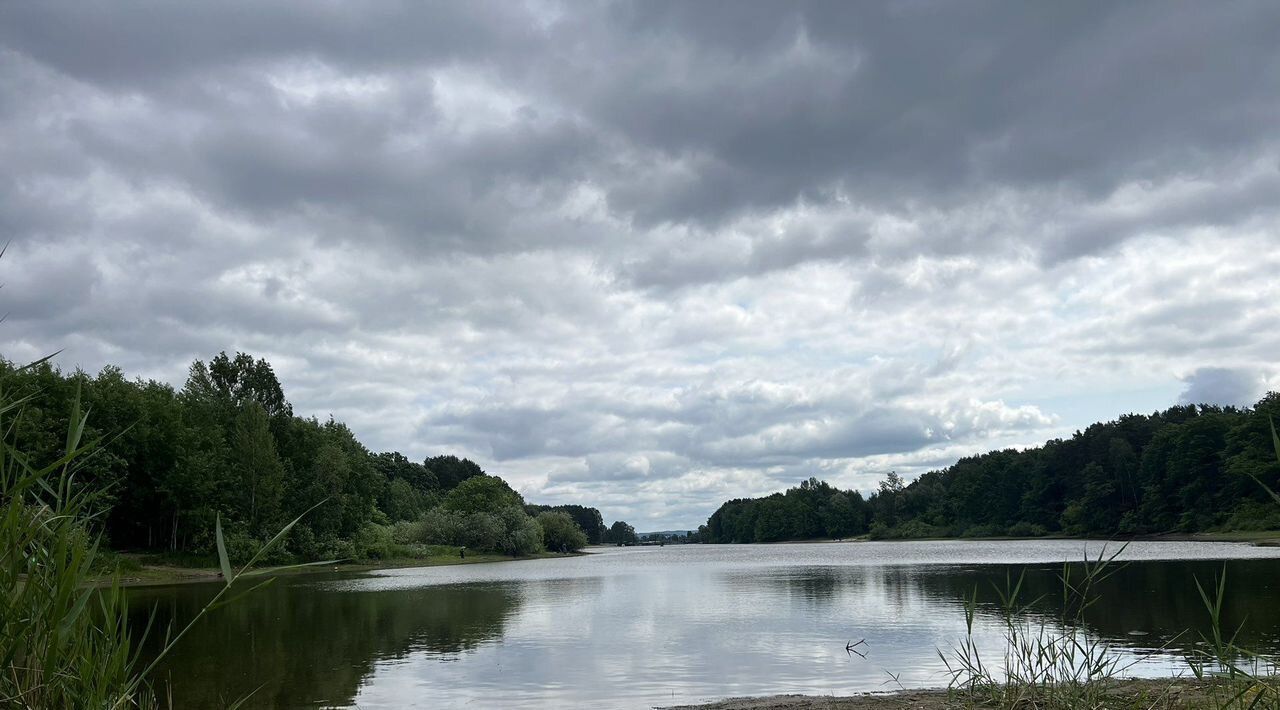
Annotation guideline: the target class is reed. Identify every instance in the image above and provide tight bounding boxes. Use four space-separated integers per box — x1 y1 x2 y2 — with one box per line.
939 544 1142 708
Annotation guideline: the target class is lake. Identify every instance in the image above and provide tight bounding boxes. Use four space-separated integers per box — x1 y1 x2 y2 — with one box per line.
127 540 1280 709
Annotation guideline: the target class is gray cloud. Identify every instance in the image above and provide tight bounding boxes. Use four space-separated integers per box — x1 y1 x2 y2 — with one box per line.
1179 368 1267 408
3 1 1280 528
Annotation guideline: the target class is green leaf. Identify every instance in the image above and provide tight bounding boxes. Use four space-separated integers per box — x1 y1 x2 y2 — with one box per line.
215 513 233 586
1250 473 1280 506
238 498 328 573
209 578 276 611
11 350 63 375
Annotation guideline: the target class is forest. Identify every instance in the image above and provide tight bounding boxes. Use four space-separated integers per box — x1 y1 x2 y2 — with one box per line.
699 397 1280 543
0 352 629 563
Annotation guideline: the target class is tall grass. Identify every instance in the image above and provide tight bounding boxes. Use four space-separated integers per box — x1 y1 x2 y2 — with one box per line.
940 545 1141 708
0 357 327 708
0 360 150 708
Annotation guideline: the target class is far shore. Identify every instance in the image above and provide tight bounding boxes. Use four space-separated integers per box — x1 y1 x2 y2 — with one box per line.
100 531 1280 588
746 530 1280 547
100 549 585 588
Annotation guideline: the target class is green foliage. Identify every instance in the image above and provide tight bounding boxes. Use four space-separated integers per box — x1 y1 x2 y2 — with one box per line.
704 398 1280 542
526 503 606 544
424 454 485 490
604 520 638 544
706 478 871 543
0 359 322 708
0 379 151 708
441 475 525 516
0 352 584 566
496 505 544 556
352 523 396 560
413 508 466 546
460 511 505 551
536 511 589 552
400 501 543 557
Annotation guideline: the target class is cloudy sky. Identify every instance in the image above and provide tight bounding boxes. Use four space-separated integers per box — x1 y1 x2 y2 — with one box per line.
2 2 1279 530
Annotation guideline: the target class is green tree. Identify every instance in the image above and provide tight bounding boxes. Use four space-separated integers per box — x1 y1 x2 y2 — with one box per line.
497 506 544 556
425 454 485 490
207 351 293 421
231 402 285 536
442 475 525 516
536 511 588 552
605 520 637 544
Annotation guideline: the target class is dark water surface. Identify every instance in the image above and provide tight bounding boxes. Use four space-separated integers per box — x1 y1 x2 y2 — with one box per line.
126 540 1280 709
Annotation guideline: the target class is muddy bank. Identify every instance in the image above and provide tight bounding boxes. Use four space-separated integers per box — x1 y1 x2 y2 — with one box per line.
663 678 1264 709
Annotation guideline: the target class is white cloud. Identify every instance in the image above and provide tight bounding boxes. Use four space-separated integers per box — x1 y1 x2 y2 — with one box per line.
3 2 1280 529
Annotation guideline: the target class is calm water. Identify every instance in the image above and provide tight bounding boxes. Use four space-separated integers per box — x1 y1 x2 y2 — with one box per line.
127 540 1280 709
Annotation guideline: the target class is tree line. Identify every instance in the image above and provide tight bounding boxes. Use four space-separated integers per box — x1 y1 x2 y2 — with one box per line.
0 352 637 562
698 397 1280 543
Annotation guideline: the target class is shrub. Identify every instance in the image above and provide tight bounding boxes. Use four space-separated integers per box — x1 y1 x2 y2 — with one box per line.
222 529 262 565
1222 500 1280 531
896 520 943 539
1006 522 1043 538
460 511 504 551
390 518 425 544
289 525 321 560
352 522 395 560
537 511 588 552
498 505 543 556
417 507 465 545
960 524 1004 538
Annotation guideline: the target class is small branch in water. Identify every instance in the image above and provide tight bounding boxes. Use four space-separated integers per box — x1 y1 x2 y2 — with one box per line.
846 639 868 658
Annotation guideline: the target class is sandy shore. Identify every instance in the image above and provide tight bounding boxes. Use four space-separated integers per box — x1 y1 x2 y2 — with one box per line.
662 679 1264 709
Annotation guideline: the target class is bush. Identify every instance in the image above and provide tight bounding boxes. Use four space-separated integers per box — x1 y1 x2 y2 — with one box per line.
390 519 425 544
1222 500 1280 531
416 508 465 545
960 524 1004 538
537 511 588 552
460 511 504 551
896 520 943 539
222 529 262 566
1006 522 1044 538
289 525 321 560
352 523 394 560
498 505 543 556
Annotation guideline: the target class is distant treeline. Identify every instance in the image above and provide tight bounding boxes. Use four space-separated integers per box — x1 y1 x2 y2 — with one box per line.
1 352 628 562
698 398 1280 543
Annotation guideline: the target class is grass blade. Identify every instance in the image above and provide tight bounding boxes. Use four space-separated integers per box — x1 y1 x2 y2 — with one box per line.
215 513 233 585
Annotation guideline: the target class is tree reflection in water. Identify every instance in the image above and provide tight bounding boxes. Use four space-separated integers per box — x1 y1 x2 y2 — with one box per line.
127 576 522 709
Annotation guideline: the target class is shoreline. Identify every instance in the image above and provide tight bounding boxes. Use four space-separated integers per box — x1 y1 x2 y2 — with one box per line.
662 678 1268 709
100 532 1280 587
733 531 1280 547
101 549 585 588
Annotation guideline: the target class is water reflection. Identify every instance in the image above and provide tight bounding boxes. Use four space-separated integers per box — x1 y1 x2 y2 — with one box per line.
128 577 523 708
126 542 1280 709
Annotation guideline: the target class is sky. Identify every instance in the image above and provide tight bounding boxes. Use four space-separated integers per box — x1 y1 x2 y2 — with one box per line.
2 1 1279 531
